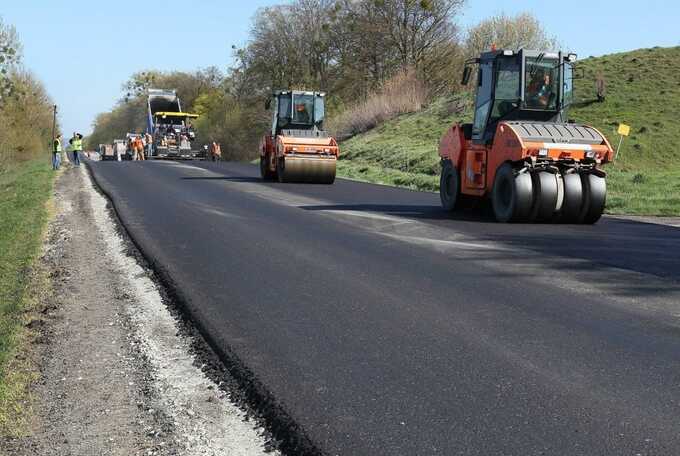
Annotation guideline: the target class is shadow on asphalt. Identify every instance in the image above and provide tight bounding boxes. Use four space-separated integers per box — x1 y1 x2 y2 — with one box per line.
302 204 680 283
181 176 262 182
300 203 497 223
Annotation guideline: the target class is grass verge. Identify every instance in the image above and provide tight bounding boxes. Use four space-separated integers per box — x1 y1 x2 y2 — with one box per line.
0 158 54 435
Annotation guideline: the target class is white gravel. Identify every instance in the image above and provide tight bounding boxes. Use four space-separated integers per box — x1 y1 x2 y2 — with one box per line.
84 166 276 456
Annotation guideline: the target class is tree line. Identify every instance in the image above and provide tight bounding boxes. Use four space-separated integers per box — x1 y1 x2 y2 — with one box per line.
88 1 556 159
0 17 55 171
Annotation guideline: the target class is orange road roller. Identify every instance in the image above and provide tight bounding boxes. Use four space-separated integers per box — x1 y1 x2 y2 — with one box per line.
439 49 614 223
260 90 339 184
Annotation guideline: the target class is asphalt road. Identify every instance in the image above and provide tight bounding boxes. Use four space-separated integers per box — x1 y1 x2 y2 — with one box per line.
88 159 680 456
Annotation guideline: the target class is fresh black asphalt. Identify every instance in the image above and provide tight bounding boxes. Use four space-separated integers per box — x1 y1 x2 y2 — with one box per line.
88 159 680 456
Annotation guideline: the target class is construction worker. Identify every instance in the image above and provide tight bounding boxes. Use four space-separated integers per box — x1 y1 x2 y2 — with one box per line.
52 134 62 170
209 141 221 162
536 73 554 108
145 132 153 157
527 71 554 108
133 135 145 161
294 103 310 123
69 132 83 166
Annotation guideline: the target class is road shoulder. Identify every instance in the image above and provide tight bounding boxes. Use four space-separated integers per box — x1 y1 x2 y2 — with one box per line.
1 165 275 455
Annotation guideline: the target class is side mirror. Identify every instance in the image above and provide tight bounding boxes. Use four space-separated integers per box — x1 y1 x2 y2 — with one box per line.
264 98 272 110
461 66 473 86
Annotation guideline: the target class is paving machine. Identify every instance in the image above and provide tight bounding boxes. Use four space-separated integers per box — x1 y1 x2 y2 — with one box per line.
147 89 201 159
439 49 614 223
260 90 338 184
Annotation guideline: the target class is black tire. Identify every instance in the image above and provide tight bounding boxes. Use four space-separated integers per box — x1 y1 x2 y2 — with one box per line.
529 171 558 222
559 173 584 223
492 163 533 223
579 173 606 224
277 157 287 183
260 155 277 180
439 161 461 212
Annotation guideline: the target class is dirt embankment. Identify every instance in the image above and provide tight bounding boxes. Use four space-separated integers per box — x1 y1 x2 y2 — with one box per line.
2 165 276 456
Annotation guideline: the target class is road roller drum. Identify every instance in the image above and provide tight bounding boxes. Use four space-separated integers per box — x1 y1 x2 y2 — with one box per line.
277 155 336 184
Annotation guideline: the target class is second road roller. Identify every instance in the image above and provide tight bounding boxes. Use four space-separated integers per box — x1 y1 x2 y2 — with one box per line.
260 90 338 184
439 48 615 223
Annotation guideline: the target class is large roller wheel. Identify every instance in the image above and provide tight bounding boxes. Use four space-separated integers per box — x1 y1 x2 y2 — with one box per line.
276 156 336 184
529 171 559 222
440 161 461 212
579 173 606 224
260 155 277 180
276 157 289 183
559 173 584 223
492 163 534 223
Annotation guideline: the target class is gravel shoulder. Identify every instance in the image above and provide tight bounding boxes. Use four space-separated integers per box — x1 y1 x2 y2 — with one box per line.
1 164 276 455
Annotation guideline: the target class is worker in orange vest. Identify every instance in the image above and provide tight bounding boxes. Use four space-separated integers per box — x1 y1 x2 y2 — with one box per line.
209 141 222 162
133 135 145 161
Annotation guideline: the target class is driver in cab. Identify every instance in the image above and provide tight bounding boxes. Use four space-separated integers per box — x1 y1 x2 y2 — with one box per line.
293 103 310 123
527 70 553 108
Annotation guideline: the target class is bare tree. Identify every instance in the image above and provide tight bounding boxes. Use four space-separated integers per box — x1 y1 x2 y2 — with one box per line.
465 12 559 57
373 0 465 69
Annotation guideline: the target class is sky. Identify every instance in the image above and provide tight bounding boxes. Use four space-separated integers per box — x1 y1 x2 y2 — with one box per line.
2 0 679 136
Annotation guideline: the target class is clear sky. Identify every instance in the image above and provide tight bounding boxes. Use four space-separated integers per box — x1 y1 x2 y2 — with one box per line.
3 1 679 137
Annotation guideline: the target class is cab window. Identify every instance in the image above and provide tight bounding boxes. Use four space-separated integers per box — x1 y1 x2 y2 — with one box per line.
490 57 520 120
524 57 559 110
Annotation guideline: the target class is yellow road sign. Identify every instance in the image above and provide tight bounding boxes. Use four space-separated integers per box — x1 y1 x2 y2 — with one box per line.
618 123 630 136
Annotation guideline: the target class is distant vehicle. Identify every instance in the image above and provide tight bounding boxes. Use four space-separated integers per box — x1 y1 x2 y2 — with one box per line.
260 90 338 184
99 144 116 161
113 139 128 161
146 89 201 159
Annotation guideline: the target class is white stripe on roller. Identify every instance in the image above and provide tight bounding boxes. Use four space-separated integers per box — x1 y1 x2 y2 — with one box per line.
541 143 593 151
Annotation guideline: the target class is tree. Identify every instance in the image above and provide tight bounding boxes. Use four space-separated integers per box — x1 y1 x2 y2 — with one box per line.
465 12 559 57
372 0 464 69
0 17 22 105
0 18 53 169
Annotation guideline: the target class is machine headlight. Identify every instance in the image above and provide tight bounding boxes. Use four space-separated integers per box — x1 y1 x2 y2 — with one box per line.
538 149 548 157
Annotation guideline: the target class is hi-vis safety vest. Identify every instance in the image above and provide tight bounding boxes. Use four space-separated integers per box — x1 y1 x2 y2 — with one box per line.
53 138 62 152
71 137 83 151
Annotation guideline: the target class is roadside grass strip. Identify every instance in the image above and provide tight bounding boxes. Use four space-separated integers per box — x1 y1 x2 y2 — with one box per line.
0 159 54 434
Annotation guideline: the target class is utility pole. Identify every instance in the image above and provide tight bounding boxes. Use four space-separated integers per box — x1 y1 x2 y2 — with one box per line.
50 105 57 164
51 104 57 141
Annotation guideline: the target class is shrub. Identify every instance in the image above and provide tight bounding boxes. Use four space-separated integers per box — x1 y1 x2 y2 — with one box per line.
327 68 428 141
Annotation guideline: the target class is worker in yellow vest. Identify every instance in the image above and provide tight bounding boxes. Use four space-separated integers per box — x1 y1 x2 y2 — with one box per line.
52 134 62 170
69 132 83 166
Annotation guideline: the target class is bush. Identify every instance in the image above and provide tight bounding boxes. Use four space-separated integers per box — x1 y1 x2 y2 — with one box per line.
0 70 54 172
327 69 428 141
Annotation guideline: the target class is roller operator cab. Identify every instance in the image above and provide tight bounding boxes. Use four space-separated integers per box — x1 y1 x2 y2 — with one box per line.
439 49 614 223
260 90 339 184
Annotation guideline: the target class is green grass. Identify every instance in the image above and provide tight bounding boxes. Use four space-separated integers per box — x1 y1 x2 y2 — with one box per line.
337 46 680 216
0 158 54 434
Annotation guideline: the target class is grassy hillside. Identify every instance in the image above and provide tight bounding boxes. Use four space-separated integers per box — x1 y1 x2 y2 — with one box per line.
337 46 680 215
